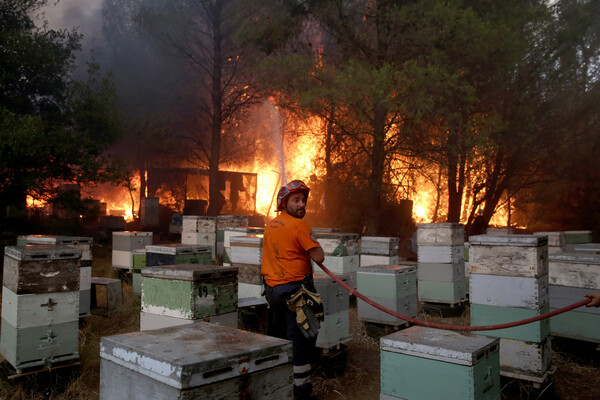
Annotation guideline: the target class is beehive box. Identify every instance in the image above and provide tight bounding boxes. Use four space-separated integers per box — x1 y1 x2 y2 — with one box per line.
533 231 565 248
132 249 146 271
314 274 350 317
100 323 293 400
182 215 216 233
3 245 81 294
314 274 350 349
549 285 600 342
360 236 399 256
548 253 600 289
573 243 600 254
499 337 551 379
80 265 92 316
417 223 464 246
313 233 360 256
469 274 549 309
112 231 153 270
180 232 216 260
311 227 341 233
468 235 548 278
418 262 465 282
471 303 550 342
224 227 264 264
380 326 500 400
1 286 79 328
357 264 417 325
418 280 467 303
24 235 93 261
564 230 592 244
141 265 238 319
140 310 238 331
145 244 212 267
417 245 464 264
230 235 263 265
486 227 514 235
238 283 264 299
314 255 359 290
360 254 399 267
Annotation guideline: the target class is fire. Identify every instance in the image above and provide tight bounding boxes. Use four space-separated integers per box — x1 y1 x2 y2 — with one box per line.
26 195 47 209
82 173 141 222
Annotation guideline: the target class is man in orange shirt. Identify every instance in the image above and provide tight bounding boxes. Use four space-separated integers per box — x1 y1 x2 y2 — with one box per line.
262 179 324 400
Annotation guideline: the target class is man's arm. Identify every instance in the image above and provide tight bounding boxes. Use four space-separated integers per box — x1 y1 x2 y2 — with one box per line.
308 246 324 264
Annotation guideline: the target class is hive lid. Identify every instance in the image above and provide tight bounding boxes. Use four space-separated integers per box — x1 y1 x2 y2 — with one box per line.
468 234 547 247
313 232 360 239
145 244 212 254
4 245 82 260
417 222 464 229
26 235 93 245
100 322 292 389
358 263 417 274
549 253 600 264
380 326 499 366
112 231 152 237
360 236 399 243
230 235 264 245
141 264 238 280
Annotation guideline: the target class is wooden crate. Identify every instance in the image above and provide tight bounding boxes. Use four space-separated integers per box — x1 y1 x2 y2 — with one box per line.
417 245 464 264
499 337 551 379
230 235 263 265
360 236 399 256
418 279 467 303
360 254 399 267
417 223 464 246
3 245 81 294
468 235 548 278
145 244 212 267
224 227 264 263
141 265 238 319
469 274 549 309
313 232 360 256
1 286 79 328
548 253 600 289
418 262 465 283
380 326 500 400
100 323 293 400
471 303 550 342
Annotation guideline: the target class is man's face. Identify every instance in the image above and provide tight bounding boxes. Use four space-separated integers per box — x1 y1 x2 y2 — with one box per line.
284 192 307 219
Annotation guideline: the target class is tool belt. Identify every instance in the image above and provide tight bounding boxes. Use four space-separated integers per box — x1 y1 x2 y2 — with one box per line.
286 277 325 339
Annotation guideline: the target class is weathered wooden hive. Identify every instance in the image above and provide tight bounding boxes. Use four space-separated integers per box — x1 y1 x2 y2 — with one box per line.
380 326 500 400
359 236 400 267
1 245 81 372
548 252 600 343
100 322 293 400
140 264 238 331
181 215 250 261
357 263 417 327
469 234 551 383
312 232 360 289
23 235 93 317
313 274 351 350
112 231 153 271
230 235 264 299
417 223 467 304
145 244 212 267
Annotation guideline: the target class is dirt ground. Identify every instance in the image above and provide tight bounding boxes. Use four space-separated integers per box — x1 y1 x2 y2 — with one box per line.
1 243 600 399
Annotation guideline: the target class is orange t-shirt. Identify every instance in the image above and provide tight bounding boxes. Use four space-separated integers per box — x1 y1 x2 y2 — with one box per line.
261 211 321 287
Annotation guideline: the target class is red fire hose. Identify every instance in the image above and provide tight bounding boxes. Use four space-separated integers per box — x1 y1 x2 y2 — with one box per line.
314 261 592 332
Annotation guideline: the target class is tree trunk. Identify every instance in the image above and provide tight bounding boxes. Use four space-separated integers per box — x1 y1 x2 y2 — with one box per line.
365 103 386 235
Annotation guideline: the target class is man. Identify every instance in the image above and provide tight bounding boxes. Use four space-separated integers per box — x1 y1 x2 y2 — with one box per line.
261 179 325 400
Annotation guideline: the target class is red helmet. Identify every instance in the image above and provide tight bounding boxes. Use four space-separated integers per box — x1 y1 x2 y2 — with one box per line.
276 180 310 211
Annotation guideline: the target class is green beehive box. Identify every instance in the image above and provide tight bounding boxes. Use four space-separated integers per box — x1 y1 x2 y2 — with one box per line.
141 264 238 319
418 279 467 303
380 326 500 400
357 264 417 299
550 310 600 342
471 303 550 342
145 244 212 267
0 318 79 371
132 249 146 272
132 271 142 295
564 230 592 244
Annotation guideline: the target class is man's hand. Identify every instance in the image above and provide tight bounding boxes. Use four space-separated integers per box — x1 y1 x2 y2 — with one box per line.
585 293 600 307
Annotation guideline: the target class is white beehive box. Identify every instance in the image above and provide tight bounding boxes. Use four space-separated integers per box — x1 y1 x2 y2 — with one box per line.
100 323 293 400
182 215 216 233
468 235 548 278
360 236 399 256
418 262 465 283
230 235 263 265
499 337 552 381
417 223 464 246
112 231 153 270
360 254 399 267
223 227 264 263
469 274 549 309
548 253 600 289
313 233 359 256
417 245 464 264
380 326 500 400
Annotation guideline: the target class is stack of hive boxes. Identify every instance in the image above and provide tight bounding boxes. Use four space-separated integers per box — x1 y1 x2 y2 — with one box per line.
100 322 293 399
548 252 600 342
230 235 264 299
534 231 565 254
140 264 238 330
22 235 93 317
1 245 81 372
223 227 264 266
563 230 592 252
359 236 400 267
131 249 146 295
112 231 153 272
380 327 500 400
469 234 551 383
357 263 417 329
216 215 250 259
416 223 467 305
145 243 212 267
314 274 351 351
181 215 250 262
312 232 360 289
